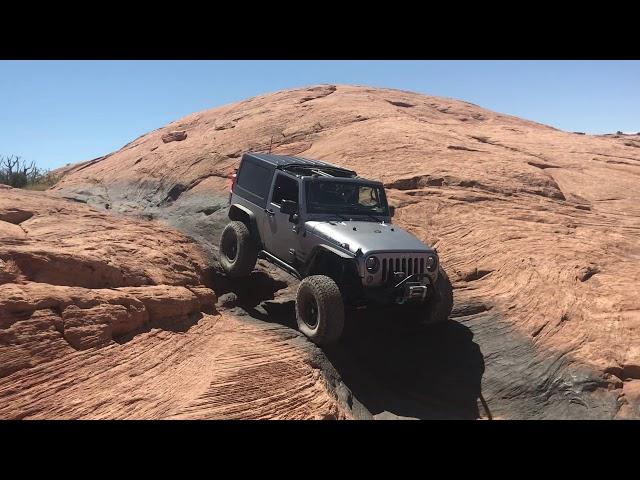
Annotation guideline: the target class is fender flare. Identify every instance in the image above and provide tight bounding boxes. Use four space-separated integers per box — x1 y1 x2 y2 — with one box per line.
312 244 354 260
303 244 357 277
228 203 262 248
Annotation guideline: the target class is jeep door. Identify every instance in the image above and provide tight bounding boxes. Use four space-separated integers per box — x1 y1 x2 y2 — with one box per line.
263 172 303 264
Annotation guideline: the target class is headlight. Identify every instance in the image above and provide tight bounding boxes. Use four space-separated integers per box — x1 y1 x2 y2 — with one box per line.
366 256 380 273
425 255 438 272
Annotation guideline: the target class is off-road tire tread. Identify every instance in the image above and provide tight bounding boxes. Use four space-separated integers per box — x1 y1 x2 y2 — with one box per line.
296 275 345 345
219 221 258 278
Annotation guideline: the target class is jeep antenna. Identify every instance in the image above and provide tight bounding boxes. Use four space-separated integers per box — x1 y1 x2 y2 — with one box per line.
268 135 274 154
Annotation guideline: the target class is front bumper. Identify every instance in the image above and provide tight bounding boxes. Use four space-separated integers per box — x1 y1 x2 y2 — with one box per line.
360 272 434 305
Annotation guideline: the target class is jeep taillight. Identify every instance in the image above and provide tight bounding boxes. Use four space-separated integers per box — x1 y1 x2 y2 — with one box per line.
229 170 237 194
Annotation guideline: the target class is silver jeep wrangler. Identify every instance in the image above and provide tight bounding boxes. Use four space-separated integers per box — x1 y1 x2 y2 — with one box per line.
219 152 453 345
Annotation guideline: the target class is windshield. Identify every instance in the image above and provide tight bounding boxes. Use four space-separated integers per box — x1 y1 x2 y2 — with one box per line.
305 180 389 216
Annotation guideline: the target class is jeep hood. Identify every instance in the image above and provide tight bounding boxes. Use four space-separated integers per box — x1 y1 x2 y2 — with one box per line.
305 221 434 255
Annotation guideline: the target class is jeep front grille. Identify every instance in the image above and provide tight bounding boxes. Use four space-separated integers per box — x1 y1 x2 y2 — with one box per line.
381 256 426 283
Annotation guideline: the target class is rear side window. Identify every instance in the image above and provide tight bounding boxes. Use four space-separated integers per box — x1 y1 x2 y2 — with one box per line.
235 159 273 207
271 174 299 206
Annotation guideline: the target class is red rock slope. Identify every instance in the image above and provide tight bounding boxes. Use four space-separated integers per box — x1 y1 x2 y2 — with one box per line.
0 186 358 419
25 84 640 418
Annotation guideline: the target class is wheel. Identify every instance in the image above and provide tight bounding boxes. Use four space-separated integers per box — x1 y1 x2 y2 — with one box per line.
405 266 453 325
426 266 453 323
218 221 258 278
295 275 345 346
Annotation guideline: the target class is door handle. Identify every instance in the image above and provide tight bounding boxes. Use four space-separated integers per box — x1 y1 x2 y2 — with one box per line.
264 208 275 217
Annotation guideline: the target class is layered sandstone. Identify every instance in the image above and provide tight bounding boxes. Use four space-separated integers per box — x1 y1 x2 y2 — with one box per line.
5 84 639 419
0 187 357 419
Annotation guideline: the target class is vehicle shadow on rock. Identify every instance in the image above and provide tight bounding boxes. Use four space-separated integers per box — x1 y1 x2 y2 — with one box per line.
205 263 488 419
337 309 487 419
248 296 489 420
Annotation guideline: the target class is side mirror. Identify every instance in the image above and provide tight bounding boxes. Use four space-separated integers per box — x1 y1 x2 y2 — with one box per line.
280 199 298 215
389 206 395 217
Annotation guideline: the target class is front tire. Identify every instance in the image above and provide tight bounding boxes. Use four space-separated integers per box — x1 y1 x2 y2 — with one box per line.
296 275 345 346
426 266 454 324
405 266 453 325
218 221 258 278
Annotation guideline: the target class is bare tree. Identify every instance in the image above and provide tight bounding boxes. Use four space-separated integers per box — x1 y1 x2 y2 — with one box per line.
0 155 59 189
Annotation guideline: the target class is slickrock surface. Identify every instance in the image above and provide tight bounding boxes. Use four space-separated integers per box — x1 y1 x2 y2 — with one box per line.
9 84 640 419
0 188 359 419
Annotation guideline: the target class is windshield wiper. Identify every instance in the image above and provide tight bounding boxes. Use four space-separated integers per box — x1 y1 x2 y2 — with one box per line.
313 208 350 222
364 213 383 223
339 205 381 221
343 207 382 223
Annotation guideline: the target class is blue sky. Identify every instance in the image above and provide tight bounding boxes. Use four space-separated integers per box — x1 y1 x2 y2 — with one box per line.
1 60 638 170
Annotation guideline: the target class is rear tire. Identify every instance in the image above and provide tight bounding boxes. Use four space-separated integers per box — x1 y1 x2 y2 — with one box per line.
219 221 258 278
296 275 345 346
